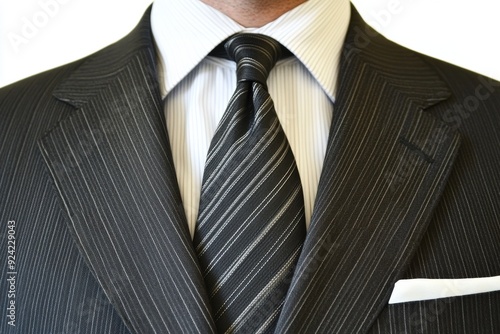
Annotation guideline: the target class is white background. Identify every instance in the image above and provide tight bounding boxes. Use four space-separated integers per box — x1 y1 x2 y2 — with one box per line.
0 0 499 88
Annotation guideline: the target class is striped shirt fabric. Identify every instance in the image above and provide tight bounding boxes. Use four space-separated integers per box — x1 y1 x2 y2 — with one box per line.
151 0 351 236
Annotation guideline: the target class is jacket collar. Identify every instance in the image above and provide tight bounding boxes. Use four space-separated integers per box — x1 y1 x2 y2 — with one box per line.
40 5 460 333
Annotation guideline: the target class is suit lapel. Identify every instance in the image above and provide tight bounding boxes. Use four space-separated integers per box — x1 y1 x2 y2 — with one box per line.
277 7 461 333
38 8 216 333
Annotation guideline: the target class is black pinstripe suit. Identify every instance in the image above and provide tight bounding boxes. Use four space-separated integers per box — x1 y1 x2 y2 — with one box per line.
1 6 499 333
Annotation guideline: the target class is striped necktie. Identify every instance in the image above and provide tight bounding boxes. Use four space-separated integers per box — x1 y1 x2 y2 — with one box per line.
193 33 306 334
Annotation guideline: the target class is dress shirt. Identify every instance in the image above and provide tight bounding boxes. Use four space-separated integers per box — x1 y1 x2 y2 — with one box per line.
151 0 351 237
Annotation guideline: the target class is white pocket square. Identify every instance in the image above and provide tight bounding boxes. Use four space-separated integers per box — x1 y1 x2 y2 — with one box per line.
389 275 500 304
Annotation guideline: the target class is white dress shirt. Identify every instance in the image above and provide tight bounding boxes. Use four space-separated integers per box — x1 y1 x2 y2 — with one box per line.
151 0 351 237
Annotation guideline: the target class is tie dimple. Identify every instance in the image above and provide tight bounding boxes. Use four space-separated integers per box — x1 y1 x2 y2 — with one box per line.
225 34 282 85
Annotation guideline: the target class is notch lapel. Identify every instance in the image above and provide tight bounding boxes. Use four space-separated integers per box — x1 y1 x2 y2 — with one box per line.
38 9 216 333
276 7 461 333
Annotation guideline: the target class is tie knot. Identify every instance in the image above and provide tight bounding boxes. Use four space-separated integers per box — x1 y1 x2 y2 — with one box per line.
225 33 283 86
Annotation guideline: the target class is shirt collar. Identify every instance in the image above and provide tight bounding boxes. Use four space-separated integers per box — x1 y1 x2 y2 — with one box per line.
151 0 351 102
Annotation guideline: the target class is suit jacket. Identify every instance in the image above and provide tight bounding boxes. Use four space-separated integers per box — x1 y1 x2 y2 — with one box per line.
1 5 500 334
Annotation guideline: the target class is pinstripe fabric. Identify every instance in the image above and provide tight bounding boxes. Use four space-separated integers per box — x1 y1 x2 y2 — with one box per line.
2 8 215 333
0 63 131 333
39 44 216 334
370 57 500 333
371 292 500 333
40 56 215 333
275 14 463 332
1 5 500 334
273 9 500 333
193 34 306 334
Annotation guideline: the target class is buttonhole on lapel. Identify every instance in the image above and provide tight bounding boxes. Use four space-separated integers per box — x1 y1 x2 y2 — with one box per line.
398 136 435 164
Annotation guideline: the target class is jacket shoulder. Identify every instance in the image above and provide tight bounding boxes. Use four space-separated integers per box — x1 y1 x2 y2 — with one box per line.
421 54 500 103
0 59 85 155
0 59 84 106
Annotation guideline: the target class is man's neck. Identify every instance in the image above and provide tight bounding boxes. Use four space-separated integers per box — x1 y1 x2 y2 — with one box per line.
200 0 307 27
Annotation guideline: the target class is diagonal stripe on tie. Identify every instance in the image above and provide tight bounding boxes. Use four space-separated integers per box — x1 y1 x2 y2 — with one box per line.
193 33 306 334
